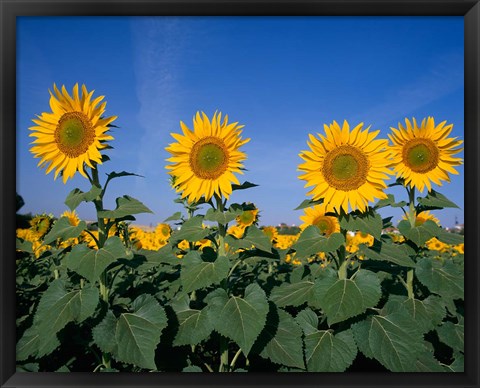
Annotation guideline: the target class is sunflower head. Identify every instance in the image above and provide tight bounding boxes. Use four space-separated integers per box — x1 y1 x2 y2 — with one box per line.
299 204 340 236
166 111 250 203
353 231 374 247
29 214 52 236
298 120 392 214
155 223 172 241
262 226 279 242
227 225 246 239
29 84 117 183
61 210 80 226
388 117 463 192
236 208 259 228
402 210 440 227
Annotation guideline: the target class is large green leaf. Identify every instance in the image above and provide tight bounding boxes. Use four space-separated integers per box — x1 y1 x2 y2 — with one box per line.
204 208 242 225
98 195 152 219
226 225 272 252
352 308 424 371
339 209 383 240
417 190 459 209
269 281 317 308
435 229 464 245
171 294 213 347
92 310 118 354
415 258 464 300
315 270 381 326
359 240 415 268
115 294 167 370
65 236 126 283
294 308 319 335
292 227 344 259
397 220 439 247
387 295 446 334
259 308 305 369
43 217 87 245
206 283 269 355
171 216 210 242
64 186 101 211
305 329 357 372
413 351 446 372
18 280 99 359
437 319 464 353
180 251 230 293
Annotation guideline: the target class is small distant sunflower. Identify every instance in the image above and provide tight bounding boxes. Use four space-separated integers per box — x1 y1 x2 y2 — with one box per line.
262 226 278 242
353 231 374 247
426 237 448 252
155 223 171 241
402 210 440 227
29 214 52 237
298 120 392 213
29 84 117 183
61 210 80 226
166 111 250 203
388 117 463 192
454 243 464 254
299 204 340 236
236 208 259 228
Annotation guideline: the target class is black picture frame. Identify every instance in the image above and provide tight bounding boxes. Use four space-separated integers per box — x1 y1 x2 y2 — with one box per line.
1 1 478 387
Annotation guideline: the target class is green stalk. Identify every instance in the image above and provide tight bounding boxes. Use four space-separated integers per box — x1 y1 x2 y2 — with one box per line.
406 186 416 299
91 166 111 368
219 336 229 372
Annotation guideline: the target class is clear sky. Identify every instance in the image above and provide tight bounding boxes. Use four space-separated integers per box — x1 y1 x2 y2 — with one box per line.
17 16 465 229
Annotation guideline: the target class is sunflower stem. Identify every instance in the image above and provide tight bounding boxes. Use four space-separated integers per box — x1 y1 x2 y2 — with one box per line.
406 186 416 299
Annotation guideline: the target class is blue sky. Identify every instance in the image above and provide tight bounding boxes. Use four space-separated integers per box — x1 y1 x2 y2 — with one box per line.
17 16 464 228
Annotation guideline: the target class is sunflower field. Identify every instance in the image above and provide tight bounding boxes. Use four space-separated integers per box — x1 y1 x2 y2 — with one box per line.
16 84 464 373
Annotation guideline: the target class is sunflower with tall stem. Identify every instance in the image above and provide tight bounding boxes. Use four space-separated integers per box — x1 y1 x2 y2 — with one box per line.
166 111 250 372
29 83 117 368
388 117 463 298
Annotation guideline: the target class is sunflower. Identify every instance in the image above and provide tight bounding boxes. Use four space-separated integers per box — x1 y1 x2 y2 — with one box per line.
236 208 259 228
402 210 440 227
155 223 172 242
227 225 246 239
298 120 392 213
166 111 250 203
61 210 80 226
262 226 278 242
353 231 374 247
388 117 463 192
299 204 340 236
426 237 448 252
29 84 117 183
29 214 52 237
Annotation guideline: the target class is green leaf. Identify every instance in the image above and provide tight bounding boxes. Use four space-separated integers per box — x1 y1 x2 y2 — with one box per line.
65 186 101 211
295 308 319 335
294 198 323 210
115 294 167 370
339 209 383 240
136 245 180 267
98 195 153 219
443 354 464 372
292 227 344 260
92 310 118 354
260 308 305 369
305 329 357 372
388 295 446 334
417 190 459 209
352 308 424 371
19 280 99 358
163 212 182 222
397 220 439 246
269 281 317 308
65 237 126 283
435 229 464 245
206 283 269 355
171 216 210 242
106 171 143 180
374 194 406 209
231 181 258 191
413 351 446 372
183 365 203 372
315 270 381 326
16 238 33 253
359 240 415 267
204 207 242 224
415 258 464 300
226 225 272 253
437 319 464 352
180 251 230 293
43 217 87 245
172 296 213 346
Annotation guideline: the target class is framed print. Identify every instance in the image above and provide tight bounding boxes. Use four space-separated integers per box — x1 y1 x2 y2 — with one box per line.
1 1 479 387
